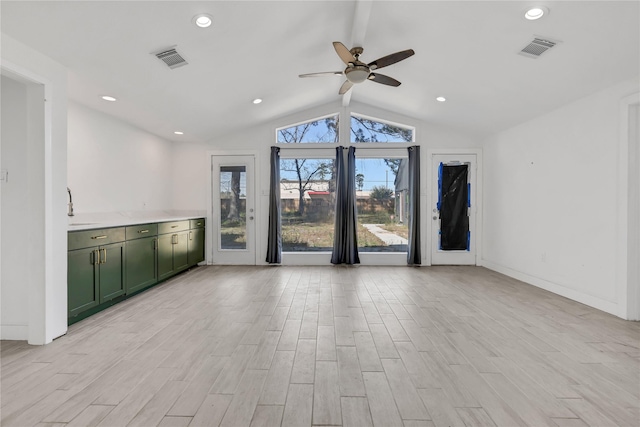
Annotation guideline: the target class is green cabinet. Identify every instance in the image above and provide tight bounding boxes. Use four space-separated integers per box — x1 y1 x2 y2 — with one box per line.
158 220 190 281
157 233 174 281
68 247 99 317
68 218 205 324
125 236 157 294
175 232 189 271
68 230 125 319
188 219 205 266
98 242 126 301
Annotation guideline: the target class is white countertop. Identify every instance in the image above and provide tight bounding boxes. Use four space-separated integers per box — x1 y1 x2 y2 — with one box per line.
67 210 207 231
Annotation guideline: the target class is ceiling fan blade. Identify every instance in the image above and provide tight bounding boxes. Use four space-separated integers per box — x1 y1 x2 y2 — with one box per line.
339 80 354 95
299 71 343 78
368 73 401 87
333 41 356 65
368 49 415 70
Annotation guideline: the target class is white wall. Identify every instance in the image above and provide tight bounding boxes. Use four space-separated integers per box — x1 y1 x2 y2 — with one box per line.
1 75 30 338
68 101 175 214
170 100 479 265
1 34 68 344
624 99 639 319
172 101 478 210
482 78 640 318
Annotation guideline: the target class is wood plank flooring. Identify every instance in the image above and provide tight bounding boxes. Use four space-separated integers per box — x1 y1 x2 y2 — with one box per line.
1 265 639 427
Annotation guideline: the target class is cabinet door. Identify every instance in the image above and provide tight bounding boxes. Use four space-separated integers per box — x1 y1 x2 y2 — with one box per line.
157 233 175 281
98 242 125 303
174 231 189 272
188 228 205 266
126 236 157 294
68 247 99 317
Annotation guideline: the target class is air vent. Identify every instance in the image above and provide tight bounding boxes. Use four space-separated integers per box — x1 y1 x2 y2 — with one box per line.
154 47 188 69
519 37 558 59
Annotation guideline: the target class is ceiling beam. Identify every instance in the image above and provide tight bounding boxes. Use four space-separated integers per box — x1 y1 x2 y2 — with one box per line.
342 0 373 107
350 0 372 48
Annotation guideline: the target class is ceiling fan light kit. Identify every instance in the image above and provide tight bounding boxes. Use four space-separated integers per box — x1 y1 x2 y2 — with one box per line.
299 41 414 95
345 66 370 83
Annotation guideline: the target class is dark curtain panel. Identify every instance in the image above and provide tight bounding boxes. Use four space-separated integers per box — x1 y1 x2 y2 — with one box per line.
331 146 360 265
331 147 346 264
407 146 421 265
439 164 469 250
344 146 360 264
266 146 282 263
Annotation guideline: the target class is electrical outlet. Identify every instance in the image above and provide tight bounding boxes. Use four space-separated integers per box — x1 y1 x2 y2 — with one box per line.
0 169 8 182
541 252 546 262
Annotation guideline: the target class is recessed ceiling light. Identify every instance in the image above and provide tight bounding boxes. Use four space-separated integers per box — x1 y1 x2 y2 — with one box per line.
436 96 446 102
525 6 548 20
174 131 184 135
193 13 212 28
101 95 117 102
253 98 263 104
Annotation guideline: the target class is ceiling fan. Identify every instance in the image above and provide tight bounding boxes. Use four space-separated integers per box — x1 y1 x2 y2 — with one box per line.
299 41 415 95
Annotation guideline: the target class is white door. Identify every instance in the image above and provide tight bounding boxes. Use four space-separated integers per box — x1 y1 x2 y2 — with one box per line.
431 154 477 265
212 155 256 265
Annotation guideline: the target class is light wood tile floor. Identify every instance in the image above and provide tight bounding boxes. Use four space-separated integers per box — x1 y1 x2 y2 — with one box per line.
2 266 639 427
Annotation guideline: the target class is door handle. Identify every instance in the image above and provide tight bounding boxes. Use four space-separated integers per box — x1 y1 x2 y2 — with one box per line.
93 249 99 265
189 231 193 241
101 248 107 264
172 234 178 244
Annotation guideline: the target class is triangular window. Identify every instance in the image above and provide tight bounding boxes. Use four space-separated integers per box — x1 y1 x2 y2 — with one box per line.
350 113 414 143
277 114 339 143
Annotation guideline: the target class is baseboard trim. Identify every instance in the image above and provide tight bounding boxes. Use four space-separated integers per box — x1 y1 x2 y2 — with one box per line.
482 260 620 318
1 324 29 340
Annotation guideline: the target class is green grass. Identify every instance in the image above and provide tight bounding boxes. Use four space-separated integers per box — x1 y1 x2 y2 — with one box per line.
220 225 246 248
358 211 395 224
282 222 386 251
220 217 406 252
377 223 409 239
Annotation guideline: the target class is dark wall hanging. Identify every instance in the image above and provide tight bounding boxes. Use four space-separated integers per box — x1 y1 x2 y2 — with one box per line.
438 163 469 251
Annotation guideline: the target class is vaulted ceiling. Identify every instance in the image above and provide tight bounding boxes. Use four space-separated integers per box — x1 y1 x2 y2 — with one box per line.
2 1 638 143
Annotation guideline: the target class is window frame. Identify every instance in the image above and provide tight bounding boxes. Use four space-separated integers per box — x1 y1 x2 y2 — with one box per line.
275 113 340 144
350 112 416 144
274 112 417 265
278 151 338 253
354 149 409 254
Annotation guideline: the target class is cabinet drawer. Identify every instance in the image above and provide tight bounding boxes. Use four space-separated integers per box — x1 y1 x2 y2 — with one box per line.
68 227 125 250
158 220 189 235
190 218 205 229
126 223 158 240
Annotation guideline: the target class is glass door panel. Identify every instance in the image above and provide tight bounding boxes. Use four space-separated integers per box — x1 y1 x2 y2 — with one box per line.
212 156 255 265
219 166 247 250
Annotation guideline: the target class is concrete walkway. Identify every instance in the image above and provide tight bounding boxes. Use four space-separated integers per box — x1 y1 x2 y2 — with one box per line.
362 224 408 245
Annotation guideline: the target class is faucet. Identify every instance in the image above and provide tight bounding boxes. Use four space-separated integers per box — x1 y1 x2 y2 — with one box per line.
67 187 74 216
